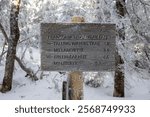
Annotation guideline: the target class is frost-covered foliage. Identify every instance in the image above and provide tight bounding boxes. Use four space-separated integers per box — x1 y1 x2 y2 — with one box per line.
0 0 10 65
0 0 10 42
84 72 105 88
0 0 150 89
125 0 150 79
85 0 150 87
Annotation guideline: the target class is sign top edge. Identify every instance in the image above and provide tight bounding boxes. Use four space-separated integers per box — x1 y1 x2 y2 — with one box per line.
41 23 116 26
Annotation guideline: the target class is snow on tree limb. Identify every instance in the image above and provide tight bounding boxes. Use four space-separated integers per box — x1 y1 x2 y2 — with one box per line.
0 23 9 43
15 56 38 81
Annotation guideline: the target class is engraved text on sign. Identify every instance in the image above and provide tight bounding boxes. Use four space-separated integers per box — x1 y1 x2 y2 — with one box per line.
41 23 116 71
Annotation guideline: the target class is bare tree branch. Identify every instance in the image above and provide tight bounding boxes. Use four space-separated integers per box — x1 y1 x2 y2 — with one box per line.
131 0 142 21
121 1 150 44
15 56 38 81
0 47 7 64
139 0 150 6
0 23 9 43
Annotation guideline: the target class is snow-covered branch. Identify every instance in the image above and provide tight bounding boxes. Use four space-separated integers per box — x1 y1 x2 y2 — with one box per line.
15 56 38 81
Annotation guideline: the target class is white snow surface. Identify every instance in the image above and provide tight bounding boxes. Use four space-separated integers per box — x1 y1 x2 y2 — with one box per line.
0 58 150 100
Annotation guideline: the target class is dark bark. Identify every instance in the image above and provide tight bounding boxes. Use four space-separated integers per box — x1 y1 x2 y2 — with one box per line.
62 81 67 100
1 0 21 93
113 53 125 97
113 0 125 97
116 0 126 17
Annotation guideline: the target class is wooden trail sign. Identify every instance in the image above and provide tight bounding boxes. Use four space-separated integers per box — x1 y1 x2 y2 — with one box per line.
40 19 116 100
41 23 116 71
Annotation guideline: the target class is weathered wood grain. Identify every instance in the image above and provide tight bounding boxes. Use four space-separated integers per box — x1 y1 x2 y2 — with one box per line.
41 23 116 71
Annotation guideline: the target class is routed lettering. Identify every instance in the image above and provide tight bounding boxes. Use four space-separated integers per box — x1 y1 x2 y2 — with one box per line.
41 23 116 71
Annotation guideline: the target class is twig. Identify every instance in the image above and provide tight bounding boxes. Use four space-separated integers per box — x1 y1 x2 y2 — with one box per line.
131 0 142 21
20 44 28 60
34 65 41 77
139 0 150 6
0 42 6 64
122 1 150 44
0 23 9 44
15 56 38 81
18 38 30 44
138 0 150 21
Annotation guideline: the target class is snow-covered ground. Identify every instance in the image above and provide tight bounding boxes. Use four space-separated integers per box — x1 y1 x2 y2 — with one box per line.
0 69 150 100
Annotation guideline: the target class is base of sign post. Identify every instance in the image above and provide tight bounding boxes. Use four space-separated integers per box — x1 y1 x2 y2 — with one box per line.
68 71 83 100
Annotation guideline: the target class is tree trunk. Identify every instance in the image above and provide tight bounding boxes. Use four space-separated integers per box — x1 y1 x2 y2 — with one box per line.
113 0 125 97
1 0 21 93
113 53 125 97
